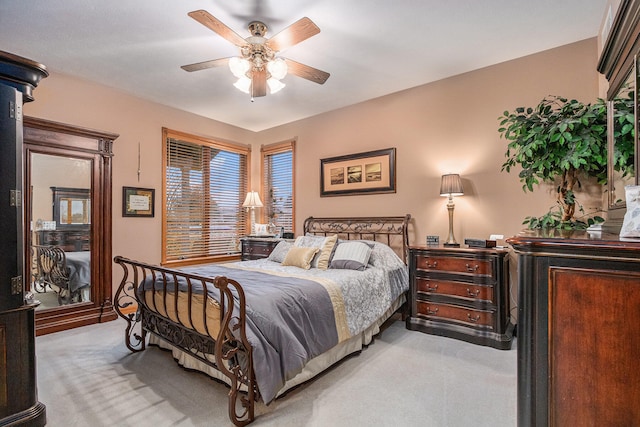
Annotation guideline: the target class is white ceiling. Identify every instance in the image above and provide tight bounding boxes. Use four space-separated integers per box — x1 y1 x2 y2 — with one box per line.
0 0 607 132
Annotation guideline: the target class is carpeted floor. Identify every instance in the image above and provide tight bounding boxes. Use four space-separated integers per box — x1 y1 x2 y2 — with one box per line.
36 318 516 426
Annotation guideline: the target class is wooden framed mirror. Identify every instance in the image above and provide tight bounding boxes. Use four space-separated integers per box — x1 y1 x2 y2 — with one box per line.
24 116 118 335
598 0 640 231
606 63 636 211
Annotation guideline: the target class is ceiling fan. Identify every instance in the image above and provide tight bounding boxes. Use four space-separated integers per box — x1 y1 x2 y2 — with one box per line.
181 10 330 97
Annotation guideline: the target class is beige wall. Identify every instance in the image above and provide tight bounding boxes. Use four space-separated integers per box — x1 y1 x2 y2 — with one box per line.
23 38 600 293
258 38 601 245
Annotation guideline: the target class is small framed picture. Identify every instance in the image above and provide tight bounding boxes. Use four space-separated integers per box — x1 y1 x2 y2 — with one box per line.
123 187 155 217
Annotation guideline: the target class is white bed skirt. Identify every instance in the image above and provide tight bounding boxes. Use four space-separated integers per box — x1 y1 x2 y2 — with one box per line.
148 294 405 398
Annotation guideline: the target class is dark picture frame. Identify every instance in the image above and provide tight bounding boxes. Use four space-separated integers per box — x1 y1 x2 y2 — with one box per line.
122 186 155 217
320 148 396 197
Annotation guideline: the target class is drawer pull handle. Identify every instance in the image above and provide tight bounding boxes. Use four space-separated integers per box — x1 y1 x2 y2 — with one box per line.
425 283 438 292
465 263 479 272
426 306 439 315
466 288 480 298
425 261 437 269
467 314 480 323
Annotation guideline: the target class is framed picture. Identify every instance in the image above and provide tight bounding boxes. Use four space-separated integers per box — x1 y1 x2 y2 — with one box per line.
122 186 155 217
320 148 396 197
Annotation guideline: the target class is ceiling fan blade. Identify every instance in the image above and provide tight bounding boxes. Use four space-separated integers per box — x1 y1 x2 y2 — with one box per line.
284 59 330 84
266 17 320 52
181 57 231 72
252 69 267 97
188 10 247 47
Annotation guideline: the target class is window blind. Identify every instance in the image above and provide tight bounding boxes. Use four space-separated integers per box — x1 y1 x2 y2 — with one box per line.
163 129 249 264
262 141 294 233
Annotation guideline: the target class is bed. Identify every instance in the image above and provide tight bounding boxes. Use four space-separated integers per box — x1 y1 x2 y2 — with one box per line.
114 215 411 426
32 245 91 304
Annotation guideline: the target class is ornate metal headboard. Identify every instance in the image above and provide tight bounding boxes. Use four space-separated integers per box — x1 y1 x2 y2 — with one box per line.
303 215 411 264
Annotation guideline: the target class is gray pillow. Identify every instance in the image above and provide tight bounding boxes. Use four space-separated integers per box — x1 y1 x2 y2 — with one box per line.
329 241 373 271
267 240 293 263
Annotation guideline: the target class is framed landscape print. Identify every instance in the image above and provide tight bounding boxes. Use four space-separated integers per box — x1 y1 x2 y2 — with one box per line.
320 148 396 197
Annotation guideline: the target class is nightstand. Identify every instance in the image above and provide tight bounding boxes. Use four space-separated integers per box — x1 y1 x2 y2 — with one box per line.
240 237 282 260
406 245 514 349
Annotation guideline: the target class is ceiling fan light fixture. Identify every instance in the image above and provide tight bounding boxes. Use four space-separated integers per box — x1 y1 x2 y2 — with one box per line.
267 58 288 80
183 10 329 98
233 76 252 94
229 57 251 78
267 77 285 94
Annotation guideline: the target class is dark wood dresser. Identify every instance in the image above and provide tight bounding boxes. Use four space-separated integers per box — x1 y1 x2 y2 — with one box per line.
508 232 640 427
36 228 90 251
240 237 282 260
406 246 514 350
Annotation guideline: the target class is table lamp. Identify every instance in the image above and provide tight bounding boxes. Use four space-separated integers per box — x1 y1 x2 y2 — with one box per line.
242 191 263 235
440 174 464 247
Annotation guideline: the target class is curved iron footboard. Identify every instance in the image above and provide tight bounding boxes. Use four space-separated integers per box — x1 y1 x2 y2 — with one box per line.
113 256 257 426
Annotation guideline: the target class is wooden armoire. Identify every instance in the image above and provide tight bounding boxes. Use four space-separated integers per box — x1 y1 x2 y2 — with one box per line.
0 50 48 426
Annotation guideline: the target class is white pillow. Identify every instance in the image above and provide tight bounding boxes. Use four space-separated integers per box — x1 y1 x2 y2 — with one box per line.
329 241 373 271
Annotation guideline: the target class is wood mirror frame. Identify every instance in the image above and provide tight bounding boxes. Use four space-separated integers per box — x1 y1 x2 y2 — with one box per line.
598 0 640 232
24 116 119 335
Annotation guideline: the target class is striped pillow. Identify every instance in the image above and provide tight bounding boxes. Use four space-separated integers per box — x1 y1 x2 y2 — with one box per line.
329 241 373 271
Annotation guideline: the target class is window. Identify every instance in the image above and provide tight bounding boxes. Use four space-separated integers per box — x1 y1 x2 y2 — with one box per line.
162 128 250 265
261 140 295 233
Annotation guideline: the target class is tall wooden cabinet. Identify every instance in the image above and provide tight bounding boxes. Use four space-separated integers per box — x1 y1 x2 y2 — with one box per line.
508 233 640 427
0 51 48 426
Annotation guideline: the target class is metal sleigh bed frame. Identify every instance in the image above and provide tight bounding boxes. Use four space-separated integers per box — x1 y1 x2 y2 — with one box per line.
114 215 411 426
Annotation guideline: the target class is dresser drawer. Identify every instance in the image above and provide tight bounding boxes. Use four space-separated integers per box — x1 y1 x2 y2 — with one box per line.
416 301 495 329
415 254 493 276
416 277 494 302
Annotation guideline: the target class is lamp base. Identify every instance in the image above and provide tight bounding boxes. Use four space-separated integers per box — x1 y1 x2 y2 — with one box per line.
443 242 460 247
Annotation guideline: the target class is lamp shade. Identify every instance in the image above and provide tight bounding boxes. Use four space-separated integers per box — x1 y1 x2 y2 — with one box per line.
267 58 288 80
440 174 464 196
242 191 263 208
229 57 251 78
233 76 252 94
267 77 285 94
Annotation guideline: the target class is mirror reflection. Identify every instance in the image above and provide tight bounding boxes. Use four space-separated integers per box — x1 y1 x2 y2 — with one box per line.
609 67 637 208
30 153 92 310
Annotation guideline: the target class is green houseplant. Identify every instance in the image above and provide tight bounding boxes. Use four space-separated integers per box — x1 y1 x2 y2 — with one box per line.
498 94 634 230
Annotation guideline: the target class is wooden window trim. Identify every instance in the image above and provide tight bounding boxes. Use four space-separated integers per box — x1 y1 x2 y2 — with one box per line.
162 127 251 267
261 139 296 233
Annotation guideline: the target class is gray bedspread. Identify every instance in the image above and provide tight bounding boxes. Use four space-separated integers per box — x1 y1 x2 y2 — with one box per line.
184 264 340 403
65 251 91 292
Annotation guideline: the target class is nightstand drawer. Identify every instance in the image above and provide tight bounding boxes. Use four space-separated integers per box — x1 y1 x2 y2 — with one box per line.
416 277 493 302
245 244 272 256
240 238 282 260
415 255 492 276
416 301 495 329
